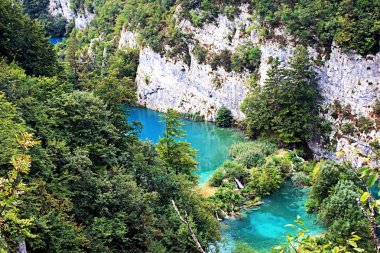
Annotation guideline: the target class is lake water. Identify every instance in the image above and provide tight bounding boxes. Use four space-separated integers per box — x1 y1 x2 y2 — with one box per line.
49 37 63 44
128 107 244 183
127 107 324 252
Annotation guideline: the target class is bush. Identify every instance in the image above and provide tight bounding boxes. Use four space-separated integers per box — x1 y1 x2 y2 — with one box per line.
210 49 232 71
243 166 283 197
231 43 261 72
319 180 361 225
216 106 233 127
235 151 265 168
193 44 208 64
229 140 278 168
291 171 311 187
229 140 277 158
341 122 356 135
209 161 249 187
311 160 341 204
212 184 242 212
373 99 380 116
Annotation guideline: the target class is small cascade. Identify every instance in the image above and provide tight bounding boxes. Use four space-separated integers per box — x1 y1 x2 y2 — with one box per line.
234 178 244 189
215 211 223 221
219 209 229 219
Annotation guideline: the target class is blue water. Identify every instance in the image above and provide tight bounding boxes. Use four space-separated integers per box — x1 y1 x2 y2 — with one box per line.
128 107 244 183
49 37 63 44
127 107 324 251
221 181 324 252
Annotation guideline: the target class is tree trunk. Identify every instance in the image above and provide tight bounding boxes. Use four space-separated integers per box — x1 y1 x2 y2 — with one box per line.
172 200 206 253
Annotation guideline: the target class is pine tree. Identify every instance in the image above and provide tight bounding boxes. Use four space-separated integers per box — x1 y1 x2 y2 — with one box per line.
157 109 198 181
241 47 319 146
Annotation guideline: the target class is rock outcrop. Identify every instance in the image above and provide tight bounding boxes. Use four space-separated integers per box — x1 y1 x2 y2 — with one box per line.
119 4 379 165
48 0 94 29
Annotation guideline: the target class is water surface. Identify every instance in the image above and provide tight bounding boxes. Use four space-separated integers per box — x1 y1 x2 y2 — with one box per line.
49 37 63 44
128 107 244 183
221 181 324 252
127 107 324 251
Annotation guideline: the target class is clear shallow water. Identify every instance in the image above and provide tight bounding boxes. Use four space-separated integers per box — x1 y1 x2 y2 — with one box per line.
127 107 244 183
221 181 325 252
127 107 325 251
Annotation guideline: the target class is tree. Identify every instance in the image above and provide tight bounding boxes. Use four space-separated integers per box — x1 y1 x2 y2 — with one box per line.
0 0 57 76
241 47 320 146
216 106 233 128
157 109 198 181
0 133 38 252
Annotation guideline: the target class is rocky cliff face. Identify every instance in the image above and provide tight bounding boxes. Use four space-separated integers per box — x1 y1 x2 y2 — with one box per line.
119 5 379 163
48 0 94 29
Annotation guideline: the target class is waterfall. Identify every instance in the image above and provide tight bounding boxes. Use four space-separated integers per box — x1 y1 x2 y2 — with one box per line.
219 209 229 219
234 178 244 189
215 211 223 221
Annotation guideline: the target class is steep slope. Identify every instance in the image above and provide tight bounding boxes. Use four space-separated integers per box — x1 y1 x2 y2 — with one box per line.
117 4 379 164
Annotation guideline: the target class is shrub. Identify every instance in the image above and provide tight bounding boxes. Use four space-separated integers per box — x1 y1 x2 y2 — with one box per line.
209 161 249 186
193 44 208 64
311 160 341 204
243 166 283 197
212 184 242 212
216 106 233 127
319 180 361 225
341 122 355 135
231 43 261 72
373 99 380 116
229 140 277 158
210 50 232 71
291 171 311 187
235 151 265 168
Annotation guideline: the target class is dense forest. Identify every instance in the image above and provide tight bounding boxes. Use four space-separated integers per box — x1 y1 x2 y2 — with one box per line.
0 0 379 252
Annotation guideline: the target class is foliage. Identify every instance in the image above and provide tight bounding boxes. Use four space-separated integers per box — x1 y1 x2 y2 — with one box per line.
157 109 198 182
0 6 221 249
0 0 57 76
306 160 375 251
231 43 261 72
291 171 311 187
0 116 39 252
216 106 233 128
23 0 67 37
229 140 277 168
241 47 320 146
210 50 232 72
252 0 380 55
193 44 208 64
209 161 249 187
232 242 258 253
230 140 277 158
273 216 366 253
243 163 283 198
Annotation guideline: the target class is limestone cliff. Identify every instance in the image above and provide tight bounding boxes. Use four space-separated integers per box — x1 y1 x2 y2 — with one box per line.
119 5 379 163
48 0 94 29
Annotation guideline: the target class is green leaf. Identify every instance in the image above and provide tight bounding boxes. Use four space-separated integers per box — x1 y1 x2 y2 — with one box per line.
360 192 370 202
367 173 378 187
348 239 357 248
357 167 369 174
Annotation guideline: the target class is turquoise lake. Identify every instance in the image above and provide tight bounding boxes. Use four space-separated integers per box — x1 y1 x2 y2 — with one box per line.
127 107 325 252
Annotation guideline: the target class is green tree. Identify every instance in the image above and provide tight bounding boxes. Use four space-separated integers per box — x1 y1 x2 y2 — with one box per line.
241 47 320 146
0 119 39 252
157 109 198 181
0 0 57 76
216 106 233 128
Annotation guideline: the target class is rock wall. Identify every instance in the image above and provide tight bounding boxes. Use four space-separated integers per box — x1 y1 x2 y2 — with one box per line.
48 0 94 29
118 4 379 164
